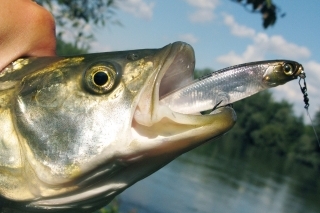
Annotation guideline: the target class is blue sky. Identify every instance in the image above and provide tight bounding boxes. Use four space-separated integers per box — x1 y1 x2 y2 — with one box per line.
90 0 320 121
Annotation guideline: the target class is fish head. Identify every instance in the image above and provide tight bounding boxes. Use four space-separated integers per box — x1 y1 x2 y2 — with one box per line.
1 42 236 212
262 60 304 86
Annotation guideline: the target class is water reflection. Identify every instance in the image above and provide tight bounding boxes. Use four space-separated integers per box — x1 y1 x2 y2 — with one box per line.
117 143 320 213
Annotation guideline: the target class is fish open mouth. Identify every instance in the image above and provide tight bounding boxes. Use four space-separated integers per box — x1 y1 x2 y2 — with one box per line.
133 42 217 123
131 42 236 156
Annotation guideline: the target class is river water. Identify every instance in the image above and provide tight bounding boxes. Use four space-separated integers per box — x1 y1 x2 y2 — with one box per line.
116 144 320 213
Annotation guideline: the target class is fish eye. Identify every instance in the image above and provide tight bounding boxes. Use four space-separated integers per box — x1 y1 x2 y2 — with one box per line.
84 63 117 94
283 63 294 75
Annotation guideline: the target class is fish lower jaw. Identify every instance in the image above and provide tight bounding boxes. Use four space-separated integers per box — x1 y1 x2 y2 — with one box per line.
131 103 235 147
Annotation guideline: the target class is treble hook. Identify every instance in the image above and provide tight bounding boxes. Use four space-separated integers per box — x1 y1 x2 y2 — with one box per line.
299 72 309 109
299 71 320 147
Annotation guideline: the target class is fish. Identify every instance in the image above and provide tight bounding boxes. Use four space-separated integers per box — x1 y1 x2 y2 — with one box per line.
160 60 304 114
0 42 236 212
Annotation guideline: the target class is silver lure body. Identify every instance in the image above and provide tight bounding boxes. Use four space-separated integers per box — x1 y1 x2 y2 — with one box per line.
160 61 303 114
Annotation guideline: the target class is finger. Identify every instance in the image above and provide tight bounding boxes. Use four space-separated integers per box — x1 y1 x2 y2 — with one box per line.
0 0 56 70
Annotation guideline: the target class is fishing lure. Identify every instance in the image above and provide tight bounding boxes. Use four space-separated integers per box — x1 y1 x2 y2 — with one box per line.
160 60 303 114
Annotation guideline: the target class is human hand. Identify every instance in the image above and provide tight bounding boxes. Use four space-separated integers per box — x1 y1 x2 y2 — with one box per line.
0 0 56 70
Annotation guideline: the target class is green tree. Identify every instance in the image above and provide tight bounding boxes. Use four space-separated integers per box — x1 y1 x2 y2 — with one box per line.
56 37 88 55
313 110 320 132
231 0 285 28
36 0 118 49
290 110 320 168
194 68 214 79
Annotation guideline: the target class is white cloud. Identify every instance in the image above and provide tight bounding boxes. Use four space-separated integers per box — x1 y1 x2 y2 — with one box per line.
90 42 113 53
116 0 155 20
223 14 255 38
189 9 215 23
217 45 265 65
266 35 311 59
303 61 320 92
179 33 198 44
185 0 218 9
217 13 311 66
185 0 219 23
303 61 320 118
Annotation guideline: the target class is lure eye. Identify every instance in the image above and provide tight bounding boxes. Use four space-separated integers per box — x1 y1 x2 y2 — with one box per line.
283 63 294 75
84 63 117 94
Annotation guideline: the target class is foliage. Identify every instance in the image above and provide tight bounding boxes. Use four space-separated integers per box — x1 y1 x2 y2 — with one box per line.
194 68 214 79
94 199 138 213
56 37 88 56
94 200 119 213
231 0 285 28
36 0 118 49
313 110 320 129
